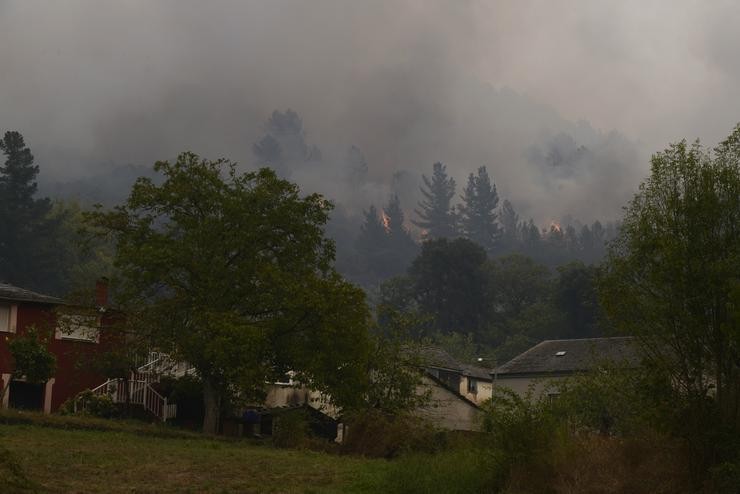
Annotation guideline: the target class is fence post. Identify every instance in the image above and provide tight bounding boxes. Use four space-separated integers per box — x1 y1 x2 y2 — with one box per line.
163 397 168 422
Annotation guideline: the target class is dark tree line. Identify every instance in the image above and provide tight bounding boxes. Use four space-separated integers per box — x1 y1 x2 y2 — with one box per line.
0 130 112 296
353 158 618 287
378 238 605 363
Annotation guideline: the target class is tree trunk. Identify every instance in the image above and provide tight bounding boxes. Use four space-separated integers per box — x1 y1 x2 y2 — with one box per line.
202 378 221 435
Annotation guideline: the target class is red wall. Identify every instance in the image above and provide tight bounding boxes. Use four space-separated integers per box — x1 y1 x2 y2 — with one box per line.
0 301 112 412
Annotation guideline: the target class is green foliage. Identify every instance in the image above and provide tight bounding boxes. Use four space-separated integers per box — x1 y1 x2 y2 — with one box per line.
482 386 561 468
552 364 674 435
61 390 118 418
7 328 57 384
600 124 740 474
412 162 458 239
553 262 603 339
272 409 311 448
0 131 63 294
361 309 430 414
86 152 373 433
424 331 480 365
408 237 488 334
341 410 448 458
51 200 116 294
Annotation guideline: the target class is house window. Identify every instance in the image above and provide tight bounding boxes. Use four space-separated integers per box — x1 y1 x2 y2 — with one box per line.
547 392 560 404
56 314 100 342
467 378 478 394
0 304 16 333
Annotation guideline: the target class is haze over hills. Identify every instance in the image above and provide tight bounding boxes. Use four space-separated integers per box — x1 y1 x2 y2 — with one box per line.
2 1 698 226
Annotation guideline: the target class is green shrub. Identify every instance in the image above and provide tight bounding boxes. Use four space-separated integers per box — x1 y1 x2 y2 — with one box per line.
59 390 118 418
481 385 563 487
341 410 448 458
272 409 310 448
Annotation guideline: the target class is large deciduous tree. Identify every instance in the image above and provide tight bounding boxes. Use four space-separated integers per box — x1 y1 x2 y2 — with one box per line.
601 126 740 451
88 152 371 433
407 238 488 335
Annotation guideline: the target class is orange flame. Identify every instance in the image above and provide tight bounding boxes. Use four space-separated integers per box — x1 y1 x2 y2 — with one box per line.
381 211 391 232
549 220 562 233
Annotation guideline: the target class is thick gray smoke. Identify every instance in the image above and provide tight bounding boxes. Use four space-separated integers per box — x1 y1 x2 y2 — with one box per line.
2 1 740 226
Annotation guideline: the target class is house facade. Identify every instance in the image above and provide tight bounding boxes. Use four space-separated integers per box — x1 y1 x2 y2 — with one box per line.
419 346 494 405
0 281 112 413
492 337 639 398
261 346 492 433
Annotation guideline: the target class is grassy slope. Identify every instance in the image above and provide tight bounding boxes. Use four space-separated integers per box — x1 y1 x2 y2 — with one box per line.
0 423 389 493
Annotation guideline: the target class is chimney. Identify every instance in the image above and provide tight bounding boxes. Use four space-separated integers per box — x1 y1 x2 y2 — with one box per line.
95 277 109 308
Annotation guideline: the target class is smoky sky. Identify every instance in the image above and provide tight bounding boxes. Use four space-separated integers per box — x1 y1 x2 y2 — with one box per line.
2 1 740 224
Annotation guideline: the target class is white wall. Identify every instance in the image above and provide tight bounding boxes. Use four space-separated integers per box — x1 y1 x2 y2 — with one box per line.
415 375 482 431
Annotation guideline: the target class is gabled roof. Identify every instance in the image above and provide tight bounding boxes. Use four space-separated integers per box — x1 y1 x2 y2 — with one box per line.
417 345 463 372
494 337 639 377
461 363 494 380
417 345 494 381
0 283 65 305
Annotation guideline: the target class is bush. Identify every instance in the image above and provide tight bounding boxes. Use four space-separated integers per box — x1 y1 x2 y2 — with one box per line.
549 433 691 494
272 409 311 448
481 385 563 489
340 410 448 458
59 390 118 418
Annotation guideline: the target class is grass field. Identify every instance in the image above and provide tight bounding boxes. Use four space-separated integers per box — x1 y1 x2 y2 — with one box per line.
0 413 391 493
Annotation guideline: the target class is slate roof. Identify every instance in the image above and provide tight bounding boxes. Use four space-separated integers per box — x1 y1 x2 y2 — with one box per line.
417 345 494 381
461 364 495 380
417 345 463 371
0 283 65 305
494 337 639 377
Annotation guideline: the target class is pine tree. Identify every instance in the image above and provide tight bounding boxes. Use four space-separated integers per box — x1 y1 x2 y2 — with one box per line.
383 194 418 274
498 199 520 254
458 166 501 252
252 109 318 177
0 131 58 291
356 205 391 281
412 162 457 239
346 145 368 186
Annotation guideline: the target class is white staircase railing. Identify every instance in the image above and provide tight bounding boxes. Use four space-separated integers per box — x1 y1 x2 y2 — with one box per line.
81 352 190 422
87 378 177 421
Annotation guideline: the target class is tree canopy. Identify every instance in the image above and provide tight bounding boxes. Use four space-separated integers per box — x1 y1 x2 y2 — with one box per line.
601 125 740 453
0 131 61 292
87 152 372 433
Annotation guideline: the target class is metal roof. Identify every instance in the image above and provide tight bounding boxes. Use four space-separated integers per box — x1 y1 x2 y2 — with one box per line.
494 337 639 376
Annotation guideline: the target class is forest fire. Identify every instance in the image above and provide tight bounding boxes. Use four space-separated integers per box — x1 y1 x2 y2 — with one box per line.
549 220 562 233
381 211 391 232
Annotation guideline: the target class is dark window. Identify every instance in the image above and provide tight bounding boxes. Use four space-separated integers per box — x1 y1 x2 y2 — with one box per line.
467 378 478 394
